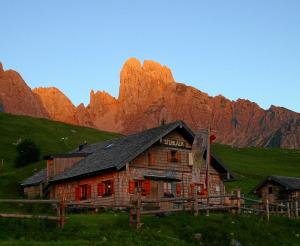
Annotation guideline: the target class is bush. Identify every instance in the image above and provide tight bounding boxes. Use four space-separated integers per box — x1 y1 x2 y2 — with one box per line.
15 139 40 167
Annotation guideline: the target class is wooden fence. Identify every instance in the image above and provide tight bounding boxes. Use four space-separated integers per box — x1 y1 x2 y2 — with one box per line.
129 188 300 229
2 189 299 230
241 196 299 221
0 199 66 228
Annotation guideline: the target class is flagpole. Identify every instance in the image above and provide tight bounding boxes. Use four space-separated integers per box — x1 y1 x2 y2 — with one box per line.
206 126 211 216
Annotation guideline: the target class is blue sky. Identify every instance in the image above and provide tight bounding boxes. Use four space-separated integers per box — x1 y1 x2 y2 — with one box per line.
1 0 300 112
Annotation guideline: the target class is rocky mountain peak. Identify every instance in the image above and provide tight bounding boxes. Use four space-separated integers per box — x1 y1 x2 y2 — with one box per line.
33 87 77 124
118 58 175 113
0 63 3 74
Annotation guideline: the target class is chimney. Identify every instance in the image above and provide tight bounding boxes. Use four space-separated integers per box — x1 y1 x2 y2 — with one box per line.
160 119 166 126
79 142 87 151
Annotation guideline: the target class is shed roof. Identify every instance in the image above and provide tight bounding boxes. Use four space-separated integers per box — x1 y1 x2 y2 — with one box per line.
21 168 47 187
252 175 300 193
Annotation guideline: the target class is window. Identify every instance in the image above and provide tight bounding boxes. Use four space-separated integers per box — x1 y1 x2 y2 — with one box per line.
196 184 204 195
190 183 206 196
167 150 181 163
268 186 273 194
81 185 88 200
128 180 151 196
171 150 177 162
98 180 114 197
76 184 91 201
103 180 114 196
163 182 174 197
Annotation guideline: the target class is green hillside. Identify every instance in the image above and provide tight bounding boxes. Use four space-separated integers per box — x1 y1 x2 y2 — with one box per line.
1 112 300 198
1 113 300 245
0 113 119 198
212 144 300 194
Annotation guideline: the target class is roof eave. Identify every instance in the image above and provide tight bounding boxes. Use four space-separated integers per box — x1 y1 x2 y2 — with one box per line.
49 167 117 184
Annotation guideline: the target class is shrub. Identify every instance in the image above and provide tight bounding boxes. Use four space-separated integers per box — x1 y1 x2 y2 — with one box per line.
15 139 40 167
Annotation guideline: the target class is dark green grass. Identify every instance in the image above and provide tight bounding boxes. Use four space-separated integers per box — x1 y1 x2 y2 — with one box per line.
0 113 119 198
0 212 300 245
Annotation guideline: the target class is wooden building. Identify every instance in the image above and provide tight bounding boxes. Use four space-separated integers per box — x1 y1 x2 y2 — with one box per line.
252 175 300 203
21 121 234 207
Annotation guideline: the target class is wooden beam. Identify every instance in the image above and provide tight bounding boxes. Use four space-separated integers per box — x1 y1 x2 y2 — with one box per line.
0 199 59 204
0 213 61 221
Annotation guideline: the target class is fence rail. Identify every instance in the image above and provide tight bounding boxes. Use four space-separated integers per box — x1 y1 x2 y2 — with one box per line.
2 189 299 230
0 199 66 228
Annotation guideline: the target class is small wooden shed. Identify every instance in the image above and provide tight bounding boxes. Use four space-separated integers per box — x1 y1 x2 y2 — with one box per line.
252 175 300 203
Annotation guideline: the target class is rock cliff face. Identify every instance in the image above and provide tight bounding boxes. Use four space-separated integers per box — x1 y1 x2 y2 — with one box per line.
33 87 78 125
0 63 49 118
1 59 300 149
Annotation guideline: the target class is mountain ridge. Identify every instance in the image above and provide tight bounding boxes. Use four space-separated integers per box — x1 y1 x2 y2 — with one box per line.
0 59 299 149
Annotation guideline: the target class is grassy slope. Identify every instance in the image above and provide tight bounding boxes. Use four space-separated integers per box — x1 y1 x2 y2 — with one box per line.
0 212 300 246
212 144 300 193
1 112 300 197
1 113 300 245
0 113 119 198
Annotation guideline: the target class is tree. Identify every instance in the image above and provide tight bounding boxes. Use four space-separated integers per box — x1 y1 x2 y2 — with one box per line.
15 139 40 167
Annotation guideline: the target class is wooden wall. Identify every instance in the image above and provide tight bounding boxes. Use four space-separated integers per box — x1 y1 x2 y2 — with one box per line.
47 157 84 180
24 184 42 199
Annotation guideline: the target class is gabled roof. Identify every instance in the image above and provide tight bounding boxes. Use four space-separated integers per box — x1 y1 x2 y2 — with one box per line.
21 168 47 187
252 175 300 194
50 121 195 183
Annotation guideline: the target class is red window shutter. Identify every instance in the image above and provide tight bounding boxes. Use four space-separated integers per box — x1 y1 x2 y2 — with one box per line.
111 180 114 194
142 180 151 196
176 183 182 196
87 185 92 199
176 152 181 162
75 186 80 201
129 180 135 194
98 183 104 196
190 183 195 196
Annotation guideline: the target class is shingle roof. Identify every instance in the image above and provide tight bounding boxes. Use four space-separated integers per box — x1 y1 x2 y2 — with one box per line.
253 175 300 193
21 168 47 187
50 121 195 183
44 153 90 160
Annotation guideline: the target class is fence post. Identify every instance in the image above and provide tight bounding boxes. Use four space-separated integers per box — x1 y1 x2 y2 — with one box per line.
193 189 198 217
236 188 241 215
58 198 65 229
287 202 291 219
129 207 135 227
266 199 270 221
136 187 142 229
56 201 61 219
295 201 299 218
